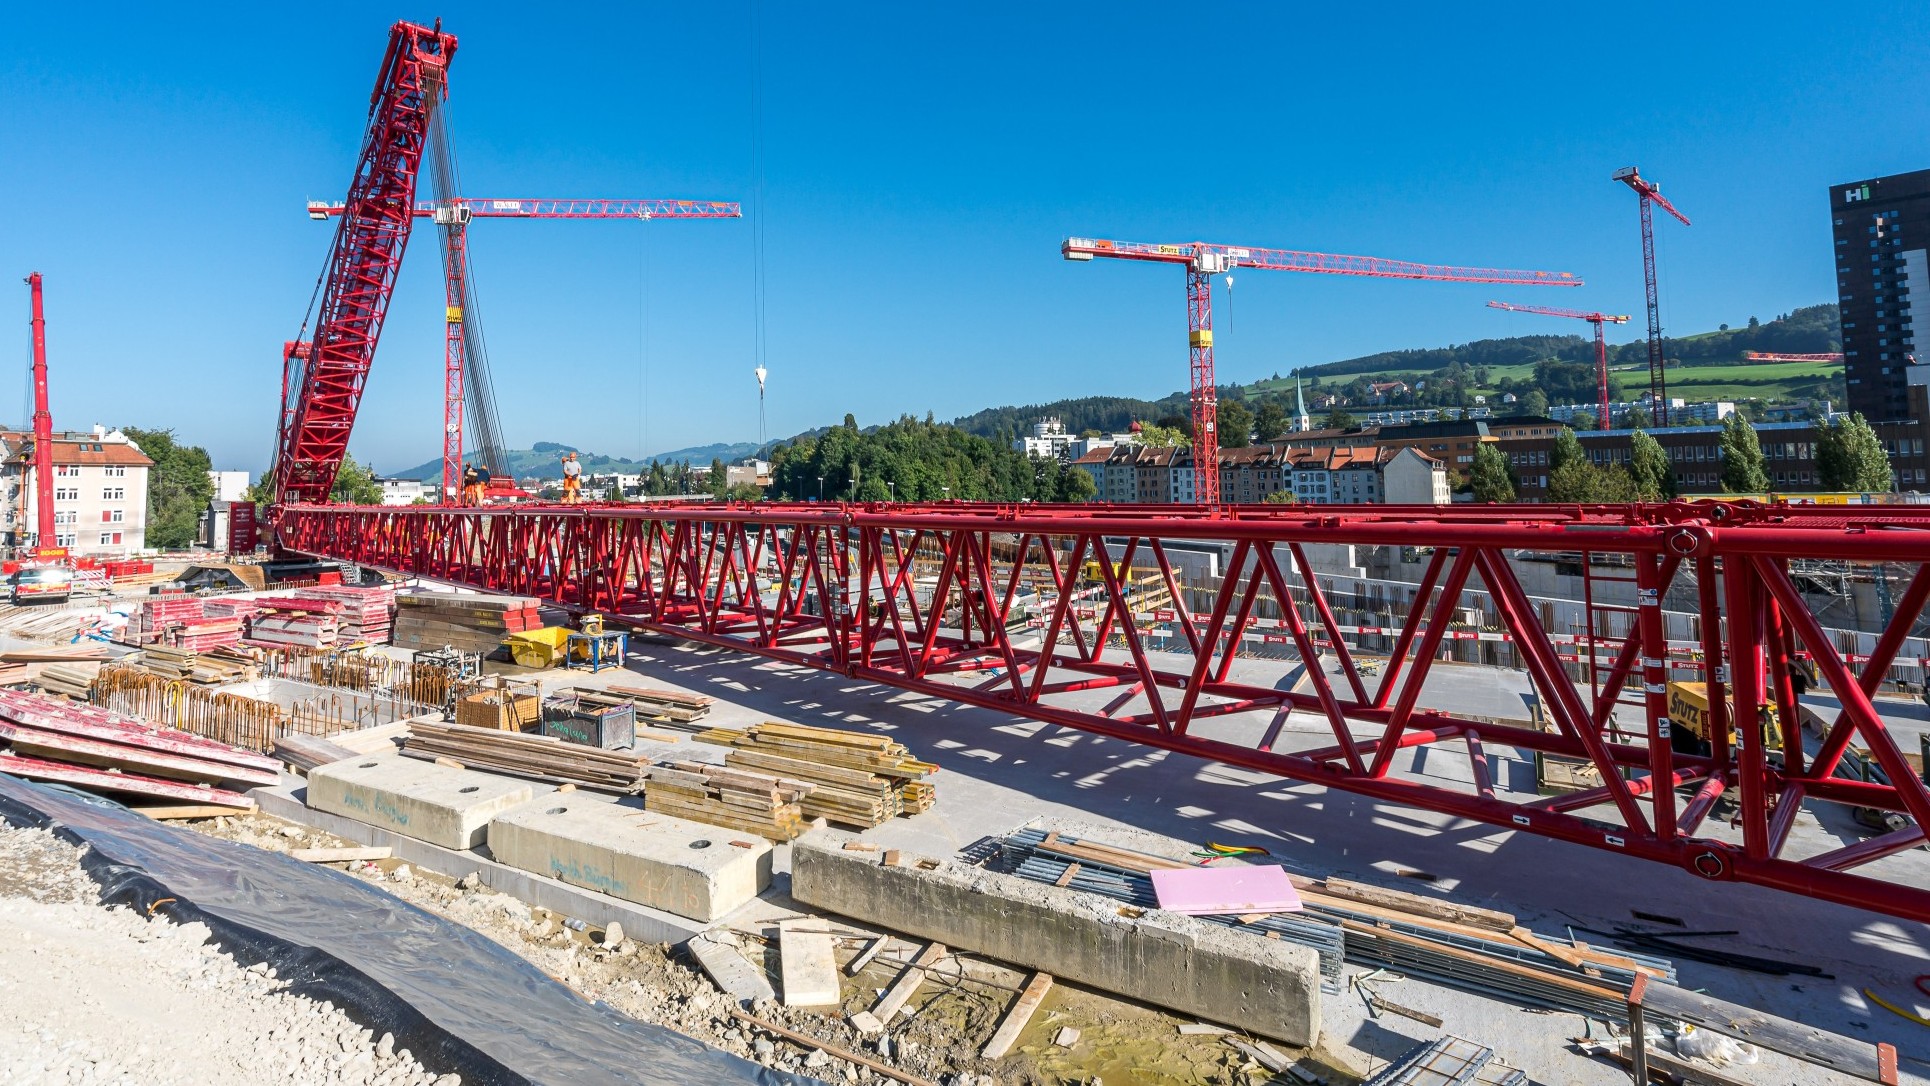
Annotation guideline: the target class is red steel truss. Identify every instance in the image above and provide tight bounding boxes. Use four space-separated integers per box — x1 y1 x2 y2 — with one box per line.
273 21 456 506
278 499 1930 922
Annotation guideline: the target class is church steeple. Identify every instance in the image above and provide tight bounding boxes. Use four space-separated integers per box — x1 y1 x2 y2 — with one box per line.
1294 371 1311 433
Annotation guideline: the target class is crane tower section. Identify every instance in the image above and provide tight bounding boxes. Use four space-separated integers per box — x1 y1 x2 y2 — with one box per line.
273 22 457 506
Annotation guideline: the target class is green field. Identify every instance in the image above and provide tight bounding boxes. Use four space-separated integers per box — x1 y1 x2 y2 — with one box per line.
1243 358 1840 407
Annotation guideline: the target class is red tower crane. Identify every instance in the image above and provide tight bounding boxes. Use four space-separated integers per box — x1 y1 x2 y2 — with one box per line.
1486 301 1630 429
1063 239 1581 505
308 197 741 499
1613 167 1691 427
22 274 53 551
274 21 456 506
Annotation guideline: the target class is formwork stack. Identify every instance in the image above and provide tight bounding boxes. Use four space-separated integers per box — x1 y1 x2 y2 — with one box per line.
642 759 808 839
392 593 540 654
695 721 937 826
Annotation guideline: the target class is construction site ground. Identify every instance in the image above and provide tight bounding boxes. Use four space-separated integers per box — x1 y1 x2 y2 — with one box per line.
224 628 1929 1085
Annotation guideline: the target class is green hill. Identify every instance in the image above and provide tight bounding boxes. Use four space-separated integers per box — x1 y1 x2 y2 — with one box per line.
385 440 754 483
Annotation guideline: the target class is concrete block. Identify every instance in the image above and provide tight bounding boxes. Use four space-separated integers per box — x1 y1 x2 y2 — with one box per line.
791 830 1321 1047
778 918 841 1007
306 752 532 850
688 930 775 1003
487 798 771 922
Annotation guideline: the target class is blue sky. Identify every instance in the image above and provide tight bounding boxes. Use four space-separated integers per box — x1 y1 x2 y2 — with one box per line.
2 3 1926 474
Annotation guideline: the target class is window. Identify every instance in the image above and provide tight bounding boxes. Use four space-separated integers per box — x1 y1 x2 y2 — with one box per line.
54 533 73 547
98 532 121 546
102 487 124 500
103 466 125 478
55 465 79 478
53 487 77 501
100 509 123 523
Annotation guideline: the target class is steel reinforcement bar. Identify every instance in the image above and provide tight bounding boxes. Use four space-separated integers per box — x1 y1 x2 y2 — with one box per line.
278 499 1930 921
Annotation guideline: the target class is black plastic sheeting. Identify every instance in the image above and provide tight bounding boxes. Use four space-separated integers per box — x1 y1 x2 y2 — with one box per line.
0 774 815 1086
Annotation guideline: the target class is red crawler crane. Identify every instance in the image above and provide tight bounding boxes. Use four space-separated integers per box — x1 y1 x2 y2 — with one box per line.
1486 301 1630 429
22 274 53 551
308 198 741 500
274 21 457 506
1063 239 1581 505
1613 167 1691 426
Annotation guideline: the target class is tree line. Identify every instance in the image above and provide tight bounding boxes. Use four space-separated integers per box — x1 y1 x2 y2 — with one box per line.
769 414 1096 503
1467 410 1894 503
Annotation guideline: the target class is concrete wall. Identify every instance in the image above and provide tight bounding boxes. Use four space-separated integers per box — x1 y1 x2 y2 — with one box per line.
790 831 1320 1046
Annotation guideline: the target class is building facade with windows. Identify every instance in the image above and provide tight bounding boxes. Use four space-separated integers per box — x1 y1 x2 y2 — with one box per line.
0 427 152 556
1833 169 1930 423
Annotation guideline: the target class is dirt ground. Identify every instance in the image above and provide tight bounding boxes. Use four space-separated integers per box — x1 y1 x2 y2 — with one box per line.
188 811 1362 1085
0 824 454 1086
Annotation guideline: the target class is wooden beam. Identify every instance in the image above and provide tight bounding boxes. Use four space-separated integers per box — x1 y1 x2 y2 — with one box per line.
980 971 1054 1059
287 846 392 863
872 941 946 1022
132 804 247 821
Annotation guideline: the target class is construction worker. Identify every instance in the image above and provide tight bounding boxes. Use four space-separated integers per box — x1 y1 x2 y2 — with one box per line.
460 465 480 506
561 452 583 504
474 465 492 505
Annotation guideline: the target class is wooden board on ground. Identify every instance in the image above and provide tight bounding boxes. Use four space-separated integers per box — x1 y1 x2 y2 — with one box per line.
873 942 946 1022
980 971 1054 1059
287 846 392 863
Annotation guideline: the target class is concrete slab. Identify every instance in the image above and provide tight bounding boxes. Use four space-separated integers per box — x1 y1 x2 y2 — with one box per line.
306 751 533 850
791 829 1321 1047
251 781 709 945
487 797 771 922
777 917 840 1007
688 930 776 1003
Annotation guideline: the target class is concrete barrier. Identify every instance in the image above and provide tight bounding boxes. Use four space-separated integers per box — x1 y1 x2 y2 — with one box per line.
488 799 771 922
791 830 1320 1047
307 752 533 850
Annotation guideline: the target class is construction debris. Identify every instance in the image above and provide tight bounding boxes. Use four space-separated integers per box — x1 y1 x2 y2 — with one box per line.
0 687 277 808
1002 828 1674 1018
642 760 808 839
556 684 713 729
401 720 653 791
697 721 937 826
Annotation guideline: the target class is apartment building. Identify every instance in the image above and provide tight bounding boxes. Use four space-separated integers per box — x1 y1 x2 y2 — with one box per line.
0 427 152 556
1076 440 1448 506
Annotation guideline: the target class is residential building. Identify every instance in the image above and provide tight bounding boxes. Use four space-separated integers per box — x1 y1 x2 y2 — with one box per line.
1015 417 1074 459
1381 447 1452 504
0 426 152 556
1374 418 1497 484
1833 168 1930 423
1494 420 1912 499
208 470 251 502
377 476 431 505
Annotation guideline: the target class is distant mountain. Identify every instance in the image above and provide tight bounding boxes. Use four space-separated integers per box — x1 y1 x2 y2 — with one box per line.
385 439 761 482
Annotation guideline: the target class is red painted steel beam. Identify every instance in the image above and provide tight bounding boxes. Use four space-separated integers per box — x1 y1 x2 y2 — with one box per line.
275 499 1930 922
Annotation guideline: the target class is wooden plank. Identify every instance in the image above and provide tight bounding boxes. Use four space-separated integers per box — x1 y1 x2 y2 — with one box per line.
0 752 255 808
844 936 888 976
1322 877 1516 932
1637 978 1896 1082
980 971 1055 1059
287 846 392 863
872 941 946 1022
1053 862 1080 888
778 918 842 1007
131 804 244 820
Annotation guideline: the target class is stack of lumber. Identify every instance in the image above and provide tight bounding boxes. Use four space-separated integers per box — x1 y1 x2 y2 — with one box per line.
0 605 89 641
1001 828 1675 1020
246 613 339 650
273 734 359 773
555 684 713 729
0 643 112 664
131 597 204 645
34 663 99 699
392 593 540 654
135 645 256 685
0 687 277 809
135 597 245 651
401 720 652 791
304 585 396 643
695 721 938 825
642 759 808 839
202 598 263 622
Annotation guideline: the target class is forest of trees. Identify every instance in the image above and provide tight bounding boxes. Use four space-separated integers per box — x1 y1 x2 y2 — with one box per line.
768 414 1096 503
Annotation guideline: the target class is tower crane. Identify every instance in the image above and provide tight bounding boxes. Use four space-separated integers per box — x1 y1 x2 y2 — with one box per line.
307 197 741 499
1486 301 1629 429
1063 238 1581 504
22 274 53 552
1613 167 1691 426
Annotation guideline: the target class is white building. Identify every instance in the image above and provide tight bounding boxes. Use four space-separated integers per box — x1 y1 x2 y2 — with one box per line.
378 476 431 505
208 470 250 502
1380 447 1452 504
1015 417 1074 459
0 426 152 556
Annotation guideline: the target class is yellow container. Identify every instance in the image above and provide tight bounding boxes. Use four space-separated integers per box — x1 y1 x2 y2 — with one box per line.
506 627 570 669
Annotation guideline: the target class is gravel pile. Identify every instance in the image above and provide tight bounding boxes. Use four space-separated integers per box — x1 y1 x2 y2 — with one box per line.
0 824 458 1086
